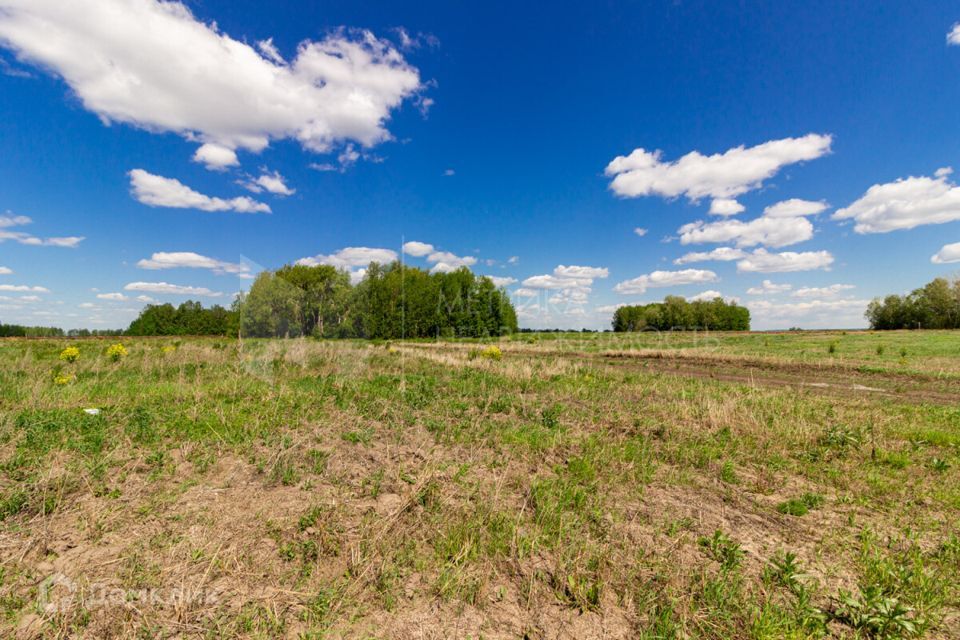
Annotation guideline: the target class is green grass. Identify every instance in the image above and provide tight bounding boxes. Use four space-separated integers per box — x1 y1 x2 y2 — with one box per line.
502 328 960 375
0 333 957 638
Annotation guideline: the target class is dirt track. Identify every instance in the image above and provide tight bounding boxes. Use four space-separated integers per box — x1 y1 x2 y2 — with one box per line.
403 343 960 406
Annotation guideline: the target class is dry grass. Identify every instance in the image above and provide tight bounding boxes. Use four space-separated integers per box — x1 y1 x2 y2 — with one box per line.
0 335 958 638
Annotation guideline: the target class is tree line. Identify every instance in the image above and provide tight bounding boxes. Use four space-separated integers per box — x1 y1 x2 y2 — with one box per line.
239 262 517 338
866 277 960 330
612 296 751 332
123 262 518 339
0 323 65 337
126 300 239 336
0 324 126 338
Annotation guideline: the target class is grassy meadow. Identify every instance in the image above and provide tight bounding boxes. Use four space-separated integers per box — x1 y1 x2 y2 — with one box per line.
0 331 958 638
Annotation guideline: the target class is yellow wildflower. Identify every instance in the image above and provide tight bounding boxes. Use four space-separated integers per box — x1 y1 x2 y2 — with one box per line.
106 343 128 362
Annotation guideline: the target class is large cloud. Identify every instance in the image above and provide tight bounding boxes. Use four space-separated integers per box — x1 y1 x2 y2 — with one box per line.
0 0 423 162
605 134 832 201
949 23 960 45
678 215 813 248
735 249 834 273
931 242 960 264
129 169 270 213
613 269 718 295
832 169 960 233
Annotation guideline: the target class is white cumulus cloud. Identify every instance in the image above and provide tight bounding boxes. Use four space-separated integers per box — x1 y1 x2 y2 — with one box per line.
736 249 834 273
948 23 960 45
832 169 960 233
0 266 11 275
522 275 587 290
0 284 48 292
931 242 960 264
709 198 745 216
605 134 832 201
124 281 222 297
0 1 424 162
402 241 434 257
595 303 628 314
297 246 398 269
484 276 517 287
678 215 813 248
137 251 251 276
521 265 608 311
553 265 610 279
613 269 718 295
192 143 239 171
763 198 828 218
0 214 83 247
244 170 295 196
746 280 792 295
688 290 724 301
674 247 747 264
426 250 477 273
96 292 129 301
791 284 854 298
748 299 869 330
129 169 271 213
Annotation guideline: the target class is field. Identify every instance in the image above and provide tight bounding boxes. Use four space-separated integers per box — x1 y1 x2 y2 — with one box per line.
0 331 958 639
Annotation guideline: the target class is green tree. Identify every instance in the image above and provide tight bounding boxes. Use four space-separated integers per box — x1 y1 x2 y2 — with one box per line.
239 272 305 338
865 276 960 330
275 264 352 337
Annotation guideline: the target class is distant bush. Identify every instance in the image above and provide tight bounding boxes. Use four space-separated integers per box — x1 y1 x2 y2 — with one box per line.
613 296 750 332
127 300 238 336
0 323 64 337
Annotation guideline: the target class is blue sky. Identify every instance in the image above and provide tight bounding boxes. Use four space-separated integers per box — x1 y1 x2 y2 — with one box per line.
2 1 960 330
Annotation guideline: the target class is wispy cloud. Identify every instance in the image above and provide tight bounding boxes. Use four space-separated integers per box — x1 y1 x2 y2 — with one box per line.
0 214 83 247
